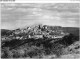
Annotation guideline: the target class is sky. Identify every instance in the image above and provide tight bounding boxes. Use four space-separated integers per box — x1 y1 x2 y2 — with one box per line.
1 3 80 30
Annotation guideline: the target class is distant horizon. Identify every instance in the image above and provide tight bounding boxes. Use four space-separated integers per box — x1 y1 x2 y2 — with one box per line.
1 24 79 30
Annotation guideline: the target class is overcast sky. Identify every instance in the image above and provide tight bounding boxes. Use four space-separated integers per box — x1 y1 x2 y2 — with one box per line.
1 3 79 30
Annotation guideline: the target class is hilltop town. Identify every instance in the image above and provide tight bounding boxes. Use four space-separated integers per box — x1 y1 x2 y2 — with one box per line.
2 24 69 41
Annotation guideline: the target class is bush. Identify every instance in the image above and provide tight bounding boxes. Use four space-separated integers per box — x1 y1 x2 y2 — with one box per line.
1 47 13 58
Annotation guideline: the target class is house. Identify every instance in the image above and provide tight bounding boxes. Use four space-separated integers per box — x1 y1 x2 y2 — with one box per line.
32 35 43 39
53 35 63 38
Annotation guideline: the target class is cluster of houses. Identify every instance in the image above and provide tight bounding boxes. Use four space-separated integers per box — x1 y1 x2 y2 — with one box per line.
1 24 69 41
9 24 69 40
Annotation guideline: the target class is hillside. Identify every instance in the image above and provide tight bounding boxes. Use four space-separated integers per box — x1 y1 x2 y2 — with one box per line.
1 25 79 58
62 27 79 36
1 29 13 36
